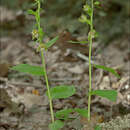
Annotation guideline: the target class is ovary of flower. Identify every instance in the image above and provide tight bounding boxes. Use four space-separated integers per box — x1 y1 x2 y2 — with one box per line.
36 43 46 52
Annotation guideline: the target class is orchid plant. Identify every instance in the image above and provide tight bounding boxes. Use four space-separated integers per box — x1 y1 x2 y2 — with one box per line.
11 0 120 129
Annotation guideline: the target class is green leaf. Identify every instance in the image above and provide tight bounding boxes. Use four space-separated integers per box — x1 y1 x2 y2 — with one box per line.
94 125 102 130
11 64 44 76
94 1 100 6
68 40 88 44
74 108 88 118
55 109 74 120
93 64 120 78
55 108 88 120
45 36 59 49
91 90 117 102
48 85 76 99
49 120 64 130
27 9 36 15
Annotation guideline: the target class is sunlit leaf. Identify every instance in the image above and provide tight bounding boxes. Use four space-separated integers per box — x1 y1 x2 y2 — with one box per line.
74 108 88 118
11 64 44 76
55 109 74 120
48 85 76 99
94 1 100 6
91 90 117 102
93 64 120 78
68 40 88 44
45 36 59 49
49 120 64 130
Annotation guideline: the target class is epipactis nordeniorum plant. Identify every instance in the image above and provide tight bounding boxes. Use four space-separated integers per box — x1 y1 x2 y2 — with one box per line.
11 0 120 129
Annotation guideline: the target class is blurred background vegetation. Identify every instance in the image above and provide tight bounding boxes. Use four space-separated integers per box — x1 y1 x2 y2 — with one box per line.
0 0 130 44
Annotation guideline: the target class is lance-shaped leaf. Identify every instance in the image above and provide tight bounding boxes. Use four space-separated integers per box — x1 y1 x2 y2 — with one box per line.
74 108 88 118
11 64 44 76
45 36 59 49
68 40 88 44
49 120 64 130
55 108 88 120
55 109 74 120
93 64 120 78
48 85 76 99
90 90 117 102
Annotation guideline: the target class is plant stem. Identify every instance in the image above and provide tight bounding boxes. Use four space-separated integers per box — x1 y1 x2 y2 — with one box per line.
37 0 42 44
41 50 55 123
88 0 93 122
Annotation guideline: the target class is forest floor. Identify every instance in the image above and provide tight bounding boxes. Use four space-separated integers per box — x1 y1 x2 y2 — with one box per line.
0 6 130 130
